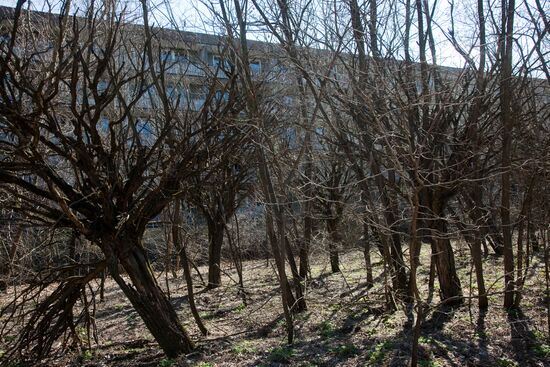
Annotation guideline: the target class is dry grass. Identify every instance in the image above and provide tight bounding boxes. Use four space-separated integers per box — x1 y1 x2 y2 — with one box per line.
1 241 550 367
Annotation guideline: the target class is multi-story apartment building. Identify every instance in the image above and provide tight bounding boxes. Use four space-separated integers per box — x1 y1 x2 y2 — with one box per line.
0 4 299 135
1 4 548 164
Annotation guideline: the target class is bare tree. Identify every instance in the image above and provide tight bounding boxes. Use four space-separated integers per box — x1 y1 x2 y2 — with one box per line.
0 0 248 359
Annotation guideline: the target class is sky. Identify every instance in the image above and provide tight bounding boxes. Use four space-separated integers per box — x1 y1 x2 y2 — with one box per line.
0 0 547 73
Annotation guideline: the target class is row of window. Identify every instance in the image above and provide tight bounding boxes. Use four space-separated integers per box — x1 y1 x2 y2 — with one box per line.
136 85 230 110
93 119 326 150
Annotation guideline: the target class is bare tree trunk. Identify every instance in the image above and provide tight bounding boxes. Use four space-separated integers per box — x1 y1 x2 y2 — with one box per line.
420 190 462 305
363 219 374 288
220 0 305 342
173 200 208 336
206 215 225 289
349 0 408 299
180 245 208 336
515 180 534 307
285 237 307 311
363 183 396 310
530 222 539 252
543 227 550 336
409 189 427 367
427 251 436 304
0 262 7 292
99 269 106 302
431 217 463 305
499 0 516 309
264 200 296 340
300 74 313 281
514 213 525 308
226 214 244 294
460 228 487 309
300 211 312 279
471 235 488 309
165 212 177 279
326 218 341 273
486 213 505 256
454 205 488 308
1 223 22 292
107 234 194 357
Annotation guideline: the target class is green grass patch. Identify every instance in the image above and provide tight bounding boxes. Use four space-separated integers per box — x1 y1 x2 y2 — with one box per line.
476 329 488 338
531 329 547 342
529 329 550 358
231 340 257 355
319 320 335 338
268 346 295 363
496 357 518 367
195 362 213 367
533 343 550 358
332 343 358 358
418 359 441 367
158 358 175 367
81 350 94 362
417 335 446 349
295 312 312 322
418 336 431 344
367 341 393 365
125 347 146 354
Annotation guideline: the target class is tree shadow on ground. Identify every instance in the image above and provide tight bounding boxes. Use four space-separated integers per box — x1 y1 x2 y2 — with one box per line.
387 305 460 367
474 308 490 364
422 304 456 332
506 307 541 364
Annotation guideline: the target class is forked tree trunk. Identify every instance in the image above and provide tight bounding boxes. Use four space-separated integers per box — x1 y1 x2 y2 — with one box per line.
431 217 463 306
285 237 307 312
464 188 504 256
420 191 463 306
107 234 194 357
